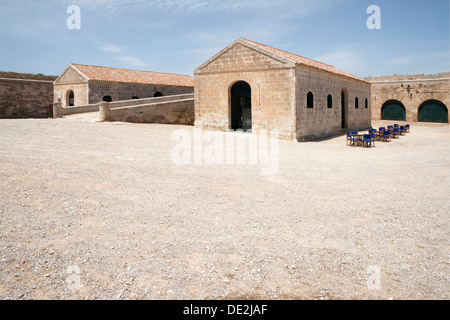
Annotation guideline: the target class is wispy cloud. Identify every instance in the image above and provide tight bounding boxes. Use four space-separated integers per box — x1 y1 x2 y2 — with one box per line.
98 43 122 53
314 49 367 75
115 56 151 68
62 0 317 16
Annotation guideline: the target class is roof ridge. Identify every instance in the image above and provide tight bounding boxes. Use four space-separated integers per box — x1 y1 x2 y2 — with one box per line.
68 63 195 86
70 63 193 78
239 38 334 66
238 38 364 82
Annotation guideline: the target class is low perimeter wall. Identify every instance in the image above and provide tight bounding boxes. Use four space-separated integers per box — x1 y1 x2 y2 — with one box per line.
53 102 101 117
53 94 194 126
1 78 53 118
101 94 194 125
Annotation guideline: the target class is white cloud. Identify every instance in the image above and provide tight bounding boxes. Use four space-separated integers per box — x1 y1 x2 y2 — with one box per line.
115 56 151 68
98 43 122 53
314 49 367 75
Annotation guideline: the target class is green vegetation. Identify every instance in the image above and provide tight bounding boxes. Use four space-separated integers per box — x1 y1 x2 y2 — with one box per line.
0 71 57 81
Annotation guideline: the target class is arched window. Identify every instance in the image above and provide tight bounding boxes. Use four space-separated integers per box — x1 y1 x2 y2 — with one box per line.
102 95 112 102
307 92 314 109
327 94 333 109
365 98 369 109
154 92 163 97
67 90 74 107
355 97 359 109
131 96 139 99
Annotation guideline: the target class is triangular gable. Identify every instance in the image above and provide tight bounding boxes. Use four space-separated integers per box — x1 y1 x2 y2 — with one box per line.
195 38 296 74
195 38 366 82
54 64 89 84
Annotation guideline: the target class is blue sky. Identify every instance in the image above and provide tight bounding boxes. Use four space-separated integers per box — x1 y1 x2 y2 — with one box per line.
0 0 448 78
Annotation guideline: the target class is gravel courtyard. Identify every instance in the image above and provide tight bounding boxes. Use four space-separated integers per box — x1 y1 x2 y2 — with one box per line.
0 114 448 300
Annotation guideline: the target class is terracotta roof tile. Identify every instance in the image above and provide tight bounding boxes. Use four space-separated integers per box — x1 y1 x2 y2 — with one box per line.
71 64 195 87
239 38 365 82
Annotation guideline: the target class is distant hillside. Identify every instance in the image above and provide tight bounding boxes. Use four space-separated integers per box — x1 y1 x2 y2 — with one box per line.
0 71 58 81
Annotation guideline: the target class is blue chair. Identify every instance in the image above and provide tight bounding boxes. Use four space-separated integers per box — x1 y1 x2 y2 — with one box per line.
371 133 376 146
405 124 410 133
379 127 385 132
388 125 393 130
399 126 405 135
383 130 391 142
346 132 352 146
393 128 399 138
363 134 372 147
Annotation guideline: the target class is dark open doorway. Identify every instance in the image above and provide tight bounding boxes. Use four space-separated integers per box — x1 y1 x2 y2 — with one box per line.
67 90 74 107
230 81 251 130
341 89 348 129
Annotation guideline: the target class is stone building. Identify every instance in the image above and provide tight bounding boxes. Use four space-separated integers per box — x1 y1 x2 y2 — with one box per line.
369 73 449 123
194 38 372 141
54 64 195 108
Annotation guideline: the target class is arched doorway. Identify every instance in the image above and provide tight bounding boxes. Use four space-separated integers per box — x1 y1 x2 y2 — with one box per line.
230 81 251 130
418 100 448 123
341 89 348 129
67 90 74 107
154 92 163 97
103 95 112 102
381 100 406 121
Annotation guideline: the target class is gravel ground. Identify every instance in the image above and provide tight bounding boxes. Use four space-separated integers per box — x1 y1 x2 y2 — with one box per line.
0 114 448 300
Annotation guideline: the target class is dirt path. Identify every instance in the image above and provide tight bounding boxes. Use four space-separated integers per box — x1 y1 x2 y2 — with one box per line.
0 118 448 300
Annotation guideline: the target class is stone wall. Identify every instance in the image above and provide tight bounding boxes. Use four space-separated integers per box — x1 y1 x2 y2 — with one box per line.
87 82 194 104
296 66 372 141
369 72 450 122
0 78 53 118
53 83 89 108
102 94 194 125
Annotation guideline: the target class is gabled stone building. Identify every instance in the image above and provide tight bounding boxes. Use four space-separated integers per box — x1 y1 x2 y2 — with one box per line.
54 64 195 108
194 38 371 141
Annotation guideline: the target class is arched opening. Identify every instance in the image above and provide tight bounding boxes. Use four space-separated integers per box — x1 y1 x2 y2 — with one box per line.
418 100 448 123
365 98 369 109
355 97 359 109
131 96 139 100
307 92 314 109
154 92 163 97
230 81 251 130
103 95 112 102
381 100 406 121
67 90 74 107
341 89 348 129
327 94 333 109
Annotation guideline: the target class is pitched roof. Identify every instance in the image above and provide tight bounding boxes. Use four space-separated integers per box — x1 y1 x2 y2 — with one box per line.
198 38 365 82
239 38 366 81
70 64 195 87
